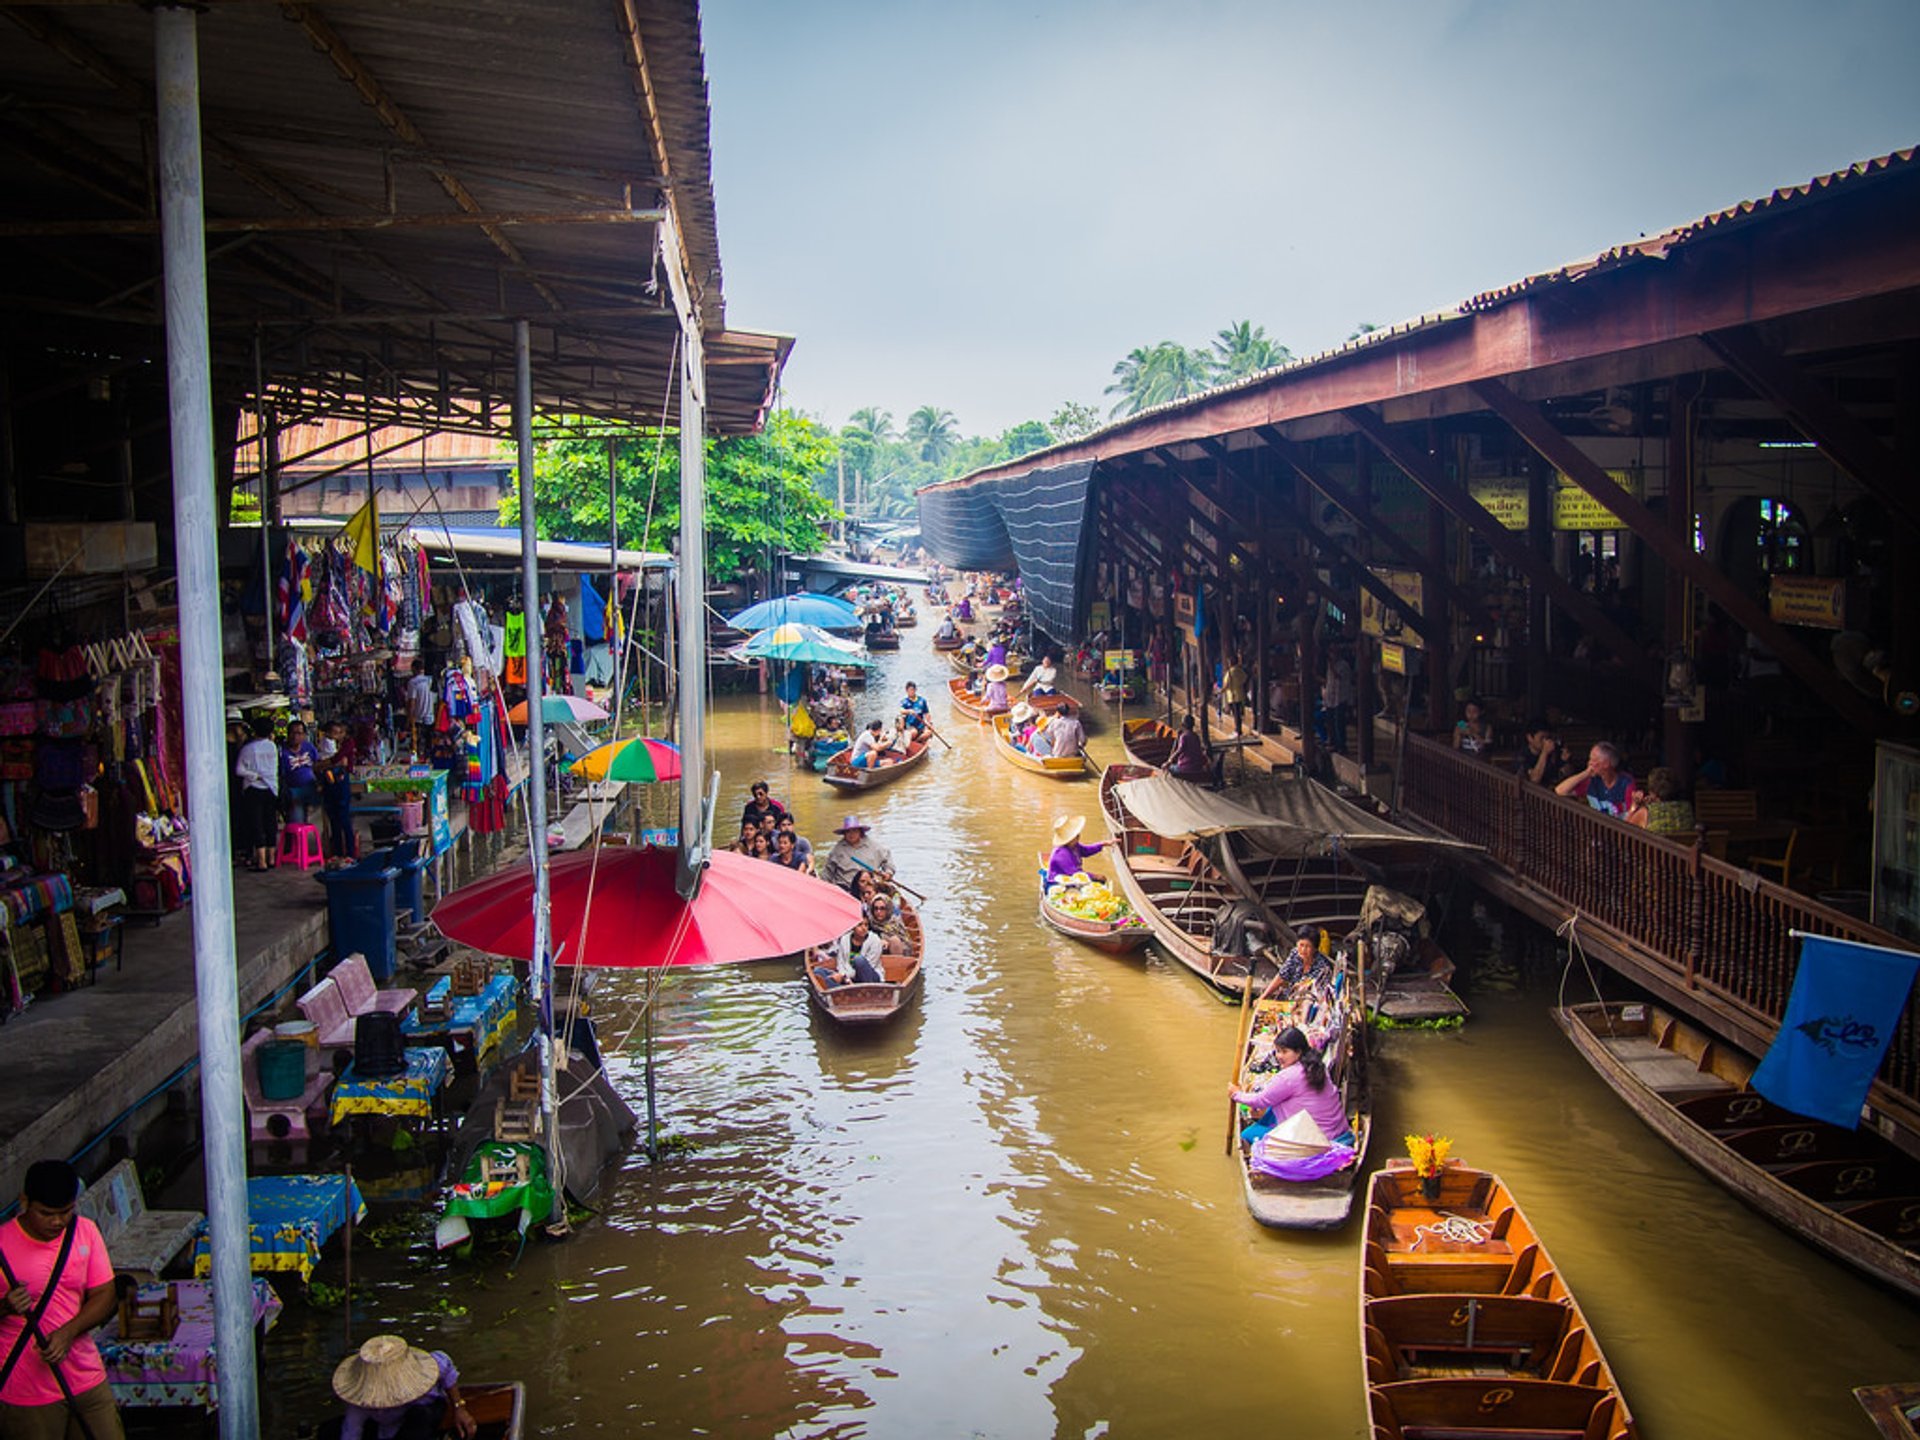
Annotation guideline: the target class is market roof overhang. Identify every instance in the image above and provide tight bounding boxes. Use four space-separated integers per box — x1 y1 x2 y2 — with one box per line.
0 0 790 435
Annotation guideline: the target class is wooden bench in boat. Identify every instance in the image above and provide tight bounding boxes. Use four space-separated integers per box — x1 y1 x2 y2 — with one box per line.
1365 1294 1577 1379
1371 1376 1622 1440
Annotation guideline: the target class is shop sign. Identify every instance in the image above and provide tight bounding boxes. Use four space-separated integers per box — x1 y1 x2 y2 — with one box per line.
1104 650 1136 673
1466 470 1641 532
1173 592 1196 626
1088 602 1110 633
1768 574 1848 630
1359 569 1425 649
1380 642 1407 675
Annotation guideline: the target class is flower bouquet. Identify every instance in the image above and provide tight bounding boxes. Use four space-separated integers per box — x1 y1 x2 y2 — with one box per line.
1404 1132 1452 1201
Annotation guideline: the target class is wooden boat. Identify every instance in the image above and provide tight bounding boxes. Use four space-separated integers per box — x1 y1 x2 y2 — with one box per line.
1231 971 1369 1228
823 733 931 789
1036 853 1152 954
932 631 966 652
805 735 850 772
895 607 917 627
805 897 924 1024
947 675 1079 723
864 623 900 651
466 1383 526 1440
988 712 1090 779
1555 1000 1920 1302
1121 716 1178 767
1098 764 1275 998
1361 1162 1638 1440
1856 1384 1920 1440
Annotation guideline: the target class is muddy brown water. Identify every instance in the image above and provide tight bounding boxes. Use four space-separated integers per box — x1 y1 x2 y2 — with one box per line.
258 632 1918 1438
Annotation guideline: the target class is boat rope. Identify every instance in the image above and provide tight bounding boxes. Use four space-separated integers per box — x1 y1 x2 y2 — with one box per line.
1555 912 1617 1037
1413 1214 1492 1248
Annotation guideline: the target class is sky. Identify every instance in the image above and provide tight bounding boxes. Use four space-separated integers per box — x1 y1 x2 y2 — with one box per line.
701 0 1920 439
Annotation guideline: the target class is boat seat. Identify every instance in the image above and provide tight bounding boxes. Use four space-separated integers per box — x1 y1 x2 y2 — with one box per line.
1501 1243 1559 1299
1371 1377 1609 1439
1366 1294 1572 1376
1720 1122 1879 1169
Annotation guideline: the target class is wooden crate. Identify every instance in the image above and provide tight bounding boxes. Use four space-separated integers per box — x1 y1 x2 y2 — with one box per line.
117 1283 180 1341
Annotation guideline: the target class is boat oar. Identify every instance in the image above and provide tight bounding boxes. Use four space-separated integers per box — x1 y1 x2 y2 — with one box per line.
923 719 954 751
1227 983 1257 1155
850 854 927 903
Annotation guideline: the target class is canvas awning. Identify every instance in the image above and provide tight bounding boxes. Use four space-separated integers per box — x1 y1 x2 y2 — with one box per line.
1113 772 1479 856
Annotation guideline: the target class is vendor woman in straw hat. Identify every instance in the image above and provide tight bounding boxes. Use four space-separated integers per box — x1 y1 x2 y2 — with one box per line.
327 1334 476 1440
980 663 1012 712
1046 815 1107 882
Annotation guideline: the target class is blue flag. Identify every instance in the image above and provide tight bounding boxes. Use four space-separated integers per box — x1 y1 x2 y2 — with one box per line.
1192 583 1206 638
1751 933 1920 1129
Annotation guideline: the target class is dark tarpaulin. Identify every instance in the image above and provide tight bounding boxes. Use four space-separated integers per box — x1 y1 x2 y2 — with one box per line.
916 459 1095 642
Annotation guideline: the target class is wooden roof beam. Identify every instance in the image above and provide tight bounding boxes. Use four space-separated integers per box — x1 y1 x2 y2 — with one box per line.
1472 376 1886 735
1342 404 1659 691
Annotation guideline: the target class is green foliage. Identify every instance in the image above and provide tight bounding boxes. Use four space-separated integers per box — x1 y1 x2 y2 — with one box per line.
1209 321 1292 381
500 410 838 583
1001 419 1054 458
1369 1013 1466 1031
1047 401 1101 440
904 405 959 465
1105 320 1298 416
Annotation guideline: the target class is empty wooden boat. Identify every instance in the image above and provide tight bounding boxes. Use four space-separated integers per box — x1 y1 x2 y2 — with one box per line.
822 733 932 790
1036 853 1151 954
989 712 1090 779
1361 1161 1638 1440
1231 974 1368 1229
805 899 924 1025
1556 999 1920 1303
1856 1383 1920 1440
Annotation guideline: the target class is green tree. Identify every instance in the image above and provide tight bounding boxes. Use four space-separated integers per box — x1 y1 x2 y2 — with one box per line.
1048 401 1101 440
1348 321 1382 341
1105 341 1213 416
1209 320 1291 381
501 410 838 583
904 405 959 465
1001 419 1054 458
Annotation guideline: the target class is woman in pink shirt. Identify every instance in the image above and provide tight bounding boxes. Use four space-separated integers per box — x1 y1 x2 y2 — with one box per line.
1228 1026 1352 1147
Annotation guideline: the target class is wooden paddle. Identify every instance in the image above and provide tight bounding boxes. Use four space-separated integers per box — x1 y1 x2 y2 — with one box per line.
923 718 954 751
850 854 927 902
1227 981 1258 1155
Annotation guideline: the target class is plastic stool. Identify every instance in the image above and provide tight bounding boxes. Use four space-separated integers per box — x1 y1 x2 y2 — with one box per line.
278 822 324 871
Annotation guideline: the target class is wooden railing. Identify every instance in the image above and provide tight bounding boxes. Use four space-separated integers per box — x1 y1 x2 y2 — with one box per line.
1399 733 1919 1117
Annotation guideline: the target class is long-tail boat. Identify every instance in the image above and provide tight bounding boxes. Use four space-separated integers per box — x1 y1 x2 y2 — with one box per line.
1097 764 1275 997
822 733 932 790
1361 1161 1639 1440
1036 853 1151 955
989 712 1090 779
1556 999 1920 1302
1121 716 1177 768
1856 1384 1920 1439
1230 966 1368 1228
805 897 924 1024
932 630 966 652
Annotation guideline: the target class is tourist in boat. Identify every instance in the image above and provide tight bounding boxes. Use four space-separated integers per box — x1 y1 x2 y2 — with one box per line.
953 594 973 622
1453 698 1494 756
1045 709 1086 761
775 814 813 867
747 831 773 860
866 892 909 953
1516 717 1572 786
326 1333 478 1440
772 829 812 874
897 682 930 737
1019 652 1061 697
981 663 1012 712
1627 766 1696 835
1228 1025 1353 1148
1047 815 1107 881
1555 740 1636 817
822 815 894 889
936 614 960 642
1261 933 1331 996
826 919 886 986
741 779 789 830
849 720 894 770
1166 715 1211 779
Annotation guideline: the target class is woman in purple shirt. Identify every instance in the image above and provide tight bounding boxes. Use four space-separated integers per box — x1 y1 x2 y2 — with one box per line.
328 1333 476 1439
981 663 1011 712
1229 1026 1352 1147
1046 815 1107 880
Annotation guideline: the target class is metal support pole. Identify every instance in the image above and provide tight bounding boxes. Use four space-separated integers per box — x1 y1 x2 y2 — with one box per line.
155 10 259 1436
675 323 708 898
513 320 560 1218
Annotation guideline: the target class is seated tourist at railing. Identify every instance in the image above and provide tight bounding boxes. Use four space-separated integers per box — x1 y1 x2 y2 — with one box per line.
1554 740 1637 817
1626 766 1696 836
1516 717 1574 787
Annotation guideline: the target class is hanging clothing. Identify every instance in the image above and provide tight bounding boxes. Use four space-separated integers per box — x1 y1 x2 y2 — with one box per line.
503 611 527 687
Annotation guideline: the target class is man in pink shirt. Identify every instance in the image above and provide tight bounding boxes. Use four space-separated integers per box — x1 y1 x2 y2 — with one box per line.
0 1160 124 1440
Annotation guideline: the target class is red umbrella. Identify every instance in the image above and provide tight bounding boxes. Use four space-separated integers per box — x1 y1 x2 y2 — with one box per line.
431 845 862 968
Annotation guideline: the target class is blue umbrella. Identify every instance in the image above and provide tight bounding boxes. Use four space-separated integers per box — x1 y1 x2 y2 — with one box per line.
728 593 862 632
740 623 876 667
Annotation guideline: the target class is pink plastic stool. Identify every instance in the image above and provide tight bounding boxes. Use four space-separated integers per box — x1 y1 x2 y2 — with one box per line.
278 822 324 871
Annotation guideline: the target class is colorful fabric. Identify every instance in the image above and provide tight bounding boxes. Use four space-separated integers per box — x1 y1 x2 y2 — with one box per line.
444 1143 553 1234
1249 1138 1358 1182
98 1279 280 1411
342 496 379 575
189 1175 366 1284
0 1216 113 1406
402 974 519 1054
0 873 74 927
329 1046 452 1125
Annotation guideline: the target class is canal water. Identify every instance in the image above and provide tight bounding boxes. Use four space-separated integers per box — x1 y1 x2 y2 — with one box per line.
265 629 1918 1438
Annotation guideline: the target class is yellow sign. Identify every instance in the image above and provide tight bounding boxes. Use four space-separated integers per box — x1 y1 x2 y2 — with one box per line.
1467 470 1641 532
1768 574 1847 630
1381 642 1406 675
1104 650 1137 672
1359 569 1425 649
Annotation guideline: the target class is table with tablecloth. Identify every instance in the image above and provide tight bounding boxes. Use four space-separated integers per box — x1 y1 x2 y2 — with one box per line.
98 1278 282 1410
190 1173 366 1283
401 973 519 1055
328 1046 452 1127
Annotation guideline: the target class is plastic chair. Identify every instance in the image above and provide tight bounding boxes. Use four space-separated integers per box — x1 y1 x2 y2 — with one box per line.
278 822 324 871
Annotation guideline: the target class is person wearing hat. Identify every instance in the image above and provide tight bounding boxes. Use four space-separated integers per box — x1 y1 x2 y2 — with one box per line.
980 664 1011 713
0 1160 124 1440
820 815 893 890
1228 1025 1352 1149
327 1333 475 1439
1046 816 1108 882
1006 701 1038 751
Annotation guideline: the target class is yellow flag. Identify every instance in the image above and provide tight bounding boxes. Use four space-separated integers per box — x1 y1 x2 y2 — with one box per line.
342 494 379 574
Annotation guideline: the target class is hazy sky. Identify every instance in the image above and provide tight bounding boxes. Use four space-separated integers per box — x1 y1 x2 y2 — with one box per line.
702 1 1920 438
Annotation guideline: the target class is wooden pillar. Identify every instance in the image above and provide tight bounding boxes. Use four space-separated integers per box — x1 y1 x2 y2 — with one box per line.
1355 440 1377 769
1663 379 1698 784
1424 459 1452 735
1525 450 1551 718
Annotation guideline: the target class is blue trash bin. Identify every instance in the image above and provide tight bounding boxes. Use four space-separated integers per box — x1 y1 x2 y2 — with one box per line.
317 860 400 981
375 838 429 926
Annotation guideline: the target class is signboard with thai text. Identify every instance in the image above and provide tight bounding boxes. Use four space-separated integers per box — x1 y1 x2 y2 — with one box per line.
1380 642 1407 675
1359 569 1425 649
1768 574 1848 630
1467 470 1641 532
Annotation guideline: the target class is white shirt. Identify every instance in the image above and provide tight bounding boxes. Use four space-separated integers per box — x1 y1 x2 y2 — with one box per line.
850 728 889 763
1022 662 1058 693
831 930 885 981
406 672 435 723
235 737 280 793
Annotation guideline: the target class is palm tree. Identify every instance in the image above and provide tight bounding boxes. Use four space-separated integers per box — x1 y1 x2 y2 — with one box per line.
1107 342 1216 415
1209 321 1291 382
905 405 958 465
846 406 894 446
1105 346 1157 417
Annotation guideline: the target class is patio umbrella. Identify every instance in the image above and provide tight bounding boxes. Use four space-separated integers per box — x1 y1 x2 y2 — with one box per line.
507 694 610 725
740 622 876 667
727 593 861 632
568 736 682 782
431 844 862 969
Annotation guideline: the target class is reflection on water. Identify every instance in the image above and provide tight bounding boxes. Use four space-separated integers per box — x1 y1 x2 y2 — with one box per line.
265 636 1918 1439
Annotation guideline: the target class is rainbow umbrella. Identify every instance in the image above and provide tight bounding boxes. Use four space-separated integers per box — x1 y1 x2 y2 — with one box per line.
740 622 875 667
569 735 682 782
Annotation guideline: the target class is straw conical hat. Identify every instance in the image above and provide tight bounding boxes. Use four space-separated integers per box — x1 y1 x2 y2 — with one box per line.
1262 1111 1334 1157
983 664 1010 682
331 1335 439 1408
1009 701 1035 724
1051 815 1086 848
